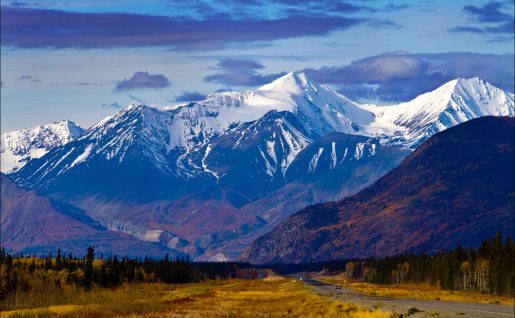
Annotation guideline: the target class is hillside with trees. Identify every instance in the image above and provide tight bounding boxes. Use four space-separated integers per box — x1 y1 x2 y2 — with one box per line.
244 117 515 263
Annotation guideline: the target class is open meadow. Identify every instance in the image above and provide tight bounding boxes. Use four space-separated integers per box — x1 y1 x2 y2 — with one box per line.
1 278 395 318
319 274 514 306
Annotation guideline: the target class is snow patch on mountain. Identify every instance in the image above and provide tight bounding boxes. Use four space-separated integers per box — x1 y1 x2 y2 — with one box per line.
1 120 85 173
308 147 324 173
8 74 511 180
260 147 276 177
99 218 181 247
70 144 93 168
161 72 375 152
208 253 229 262
354 143 365 160
277 119 311 175
330 142 337 169
340 147 349 164
202 144 219 181
363 77 515 147
6 72 514 260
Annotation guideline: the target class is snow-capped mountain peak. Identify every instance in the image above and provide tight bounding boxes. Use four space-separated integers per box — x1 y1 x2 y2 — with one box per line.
106 72 376 151
1 119 86 173
124 100 145 110
4 75 513 177
365 77 514 148
7 73 514 260
258 72 311 94
249 72 376 136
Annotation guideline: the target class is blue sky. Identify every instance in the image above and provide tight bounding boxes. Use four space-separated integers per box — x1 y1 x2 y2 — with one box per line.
1 0 514 132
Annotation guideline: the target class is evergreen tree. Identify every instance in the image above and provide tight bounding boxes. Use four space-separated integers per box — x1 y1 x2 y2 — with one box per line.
83 246 95 290
55 248 63 271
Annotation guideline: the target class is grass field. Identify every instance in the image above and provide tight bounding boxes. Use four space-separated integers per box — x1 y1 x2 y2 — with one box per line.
1 278 396 317
319 274 514 306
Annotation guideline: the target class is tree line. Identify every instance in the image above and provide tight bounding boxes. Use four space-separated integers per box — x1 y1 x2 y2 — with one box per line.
1 231 513 303
0 245 252 303
344 232 514 296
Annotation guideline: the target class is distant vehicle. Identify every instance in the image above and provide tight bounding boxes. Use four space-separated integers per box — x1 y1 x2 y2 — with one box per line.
335 284 342 290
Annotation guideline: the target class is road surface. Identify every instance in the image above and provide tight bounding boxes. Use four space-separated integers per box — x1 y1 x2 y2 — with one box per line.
302 278 514 318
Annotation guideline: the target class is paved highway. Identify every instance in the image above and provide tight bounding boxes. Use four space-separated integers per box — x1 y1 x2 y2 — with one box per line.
302 278 514 318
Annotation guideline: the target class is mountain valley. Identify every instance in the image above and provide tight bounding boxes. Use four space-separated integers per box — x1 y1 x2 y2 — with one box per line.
2 73 513 259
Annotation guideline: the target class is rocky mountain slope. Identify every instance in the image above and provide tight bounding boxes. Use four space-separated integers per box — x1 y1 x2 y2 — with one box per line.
1 120 85 173
364 77 515 148
243 117 515 263
0 173 174 257
5 73 514 259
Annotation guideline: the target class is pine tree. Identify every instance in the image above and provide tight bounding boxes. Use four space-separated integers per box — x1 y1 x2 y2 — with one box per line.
83 246 95 290
55 249 63 271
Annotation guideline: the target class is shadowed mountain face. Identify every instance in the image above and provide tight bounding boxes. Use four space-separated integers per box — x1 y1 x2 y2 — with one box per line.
1 120 85 174
5 73 514 259
10 109 406 259
243 117 515 264
0 173 175 257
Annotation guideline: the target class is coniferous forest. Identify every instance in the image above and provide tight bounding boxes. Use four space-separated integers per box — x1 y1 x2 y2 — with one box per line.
344 232 514 296
1 232 513 310
0 246 253 309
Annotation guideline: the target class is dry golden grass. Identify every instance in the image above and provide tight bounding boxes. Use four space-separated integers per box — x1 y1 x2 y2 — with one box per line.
14 257 105 269
1 278 396 318
1 282 211 318
2 305 85 317
319 274 514 306
160 279 393 318
260 269 285 282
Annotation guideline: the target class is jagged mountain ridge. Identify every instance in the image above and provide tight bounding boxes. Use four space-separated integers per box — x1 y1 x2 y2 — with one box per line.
13 104 211 203
364 77 515 148
198 132 409 260
6 73 514 179
1 119 85 173
10 106 406 258
11 73 514 191
243 116 515 264
12 73 381 203
6 72 515 259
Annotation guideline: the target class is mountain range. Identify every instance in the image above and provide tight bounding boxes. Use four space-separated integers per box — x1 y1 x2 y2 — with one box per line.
1 119 85 173
2 72 514 259
0 173 171 257
243 116 515 263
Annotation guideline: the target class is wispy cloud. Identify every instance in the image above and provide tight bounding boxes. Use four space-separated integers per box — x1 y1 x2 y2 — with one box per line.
173 91 207 102
67 82 110 87
101 102 123 109
462 1 512 22
449 1 514 35
115 72 171 92
18 75 41 82
7 1 44 7
381 3 410 12
1 6 362 50
163 0 373 19
204 52 514 101
303 52 514 103
215 59 265 72
205 58 286 86
366 19 402 30
215 87 233 93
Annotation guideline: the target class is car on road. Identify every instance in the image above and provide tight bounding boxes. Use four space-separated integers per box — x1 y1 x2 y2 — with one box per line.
335 284 342 290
